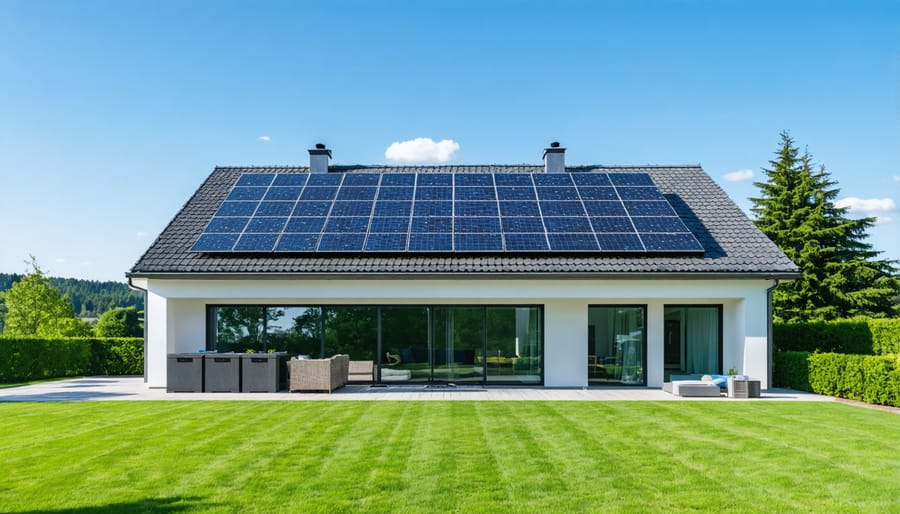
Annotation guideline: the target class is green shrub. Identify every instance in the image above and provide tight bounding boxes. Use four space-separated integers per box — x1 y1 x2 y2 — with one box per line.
776 351 900 407
774 319 900 356
0 337 143 383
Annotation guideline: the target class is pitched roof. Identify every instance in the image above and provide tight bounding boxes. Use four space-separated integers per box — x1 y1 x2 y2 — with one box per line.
128 165 798 278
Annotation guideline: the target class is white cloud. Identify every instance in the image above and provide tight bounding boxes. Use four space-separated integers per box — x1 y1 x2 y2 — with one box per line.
723 169 753 182
136 231 148 238
835 197 896 224
79 261 92 266
893 175 900 183
385 138 459 163
55 257 65 263
258 135 271 142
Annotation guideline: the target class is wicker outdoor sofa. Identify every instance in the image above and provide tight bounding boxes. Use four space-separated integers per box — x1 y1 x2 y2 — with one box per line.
289 354 349 393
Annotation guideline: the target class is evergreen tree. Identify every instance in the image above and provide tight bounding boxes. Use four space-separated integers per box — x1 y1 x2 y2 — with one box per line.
3 257 90 336
751 132 899 321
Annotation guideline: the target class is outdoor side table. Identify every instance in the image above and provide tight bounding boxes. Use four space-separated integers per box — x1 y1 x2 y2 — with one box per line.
204 353 241 393
167 353 205 392
729 378 761 398
240 352 288 393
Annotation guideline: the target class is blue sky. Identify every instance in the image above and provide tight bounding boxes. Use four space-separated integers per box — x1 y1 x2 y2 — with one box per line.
1 0 897 282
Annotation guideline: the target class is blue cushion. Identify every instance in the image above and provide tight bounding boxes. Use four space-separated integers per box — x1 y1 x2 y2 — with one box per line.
710 375 728 387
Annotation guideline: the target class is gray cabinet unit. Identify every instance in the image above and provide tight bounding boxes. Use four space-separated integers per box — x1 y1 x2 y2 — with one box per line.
240 352 288 393
204 354 241 392
167 353 205 392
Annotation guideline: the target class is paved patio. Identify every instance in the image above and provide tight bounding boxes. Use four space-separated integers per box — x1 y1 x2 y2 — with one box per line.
0 376 836 403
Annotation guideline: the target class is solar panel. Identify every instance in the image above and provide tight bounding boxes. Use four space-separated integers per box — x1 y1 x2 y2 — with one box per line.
548 233 599 251
276 233 318 252
455 201 499 216
318 233 366 252
455 187 495 201
503 233 549 251
597 233 645 252
373 201 412 217
236 174 275 187
370 217 410 233
409 233 452 251
206 217 249 233
264 187 303 201
193 233 239 251
499 201 540 217
216 201 258 216
246 217 287 233
497 187 536 200
639 233 704 252
234 233 279 252
365 233 408 251
227 187 267 201
455 233 503 251
336 186 376 200
272 174 308 186
455 217 501 233
285 217 325 232
411 216 452 233
501 217 545 233
255 202 295 217
416 187 452 200
190 171 704 255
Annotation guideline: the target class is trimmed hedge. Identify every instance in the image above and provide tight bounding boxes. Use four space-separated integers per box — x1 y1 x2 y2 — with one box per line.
773 351 900 407
869 319 900 355
0 337 143 383
773 351 811 391
774 319 900 356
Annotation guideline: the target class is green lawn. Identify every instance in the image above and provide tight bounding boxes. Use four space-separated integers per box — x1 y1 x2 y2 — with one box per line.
1 401 898 513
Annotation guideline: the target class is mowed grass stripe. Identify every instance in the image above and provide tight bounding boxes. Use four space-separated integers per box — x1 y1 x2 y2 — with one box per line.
1 401 899 513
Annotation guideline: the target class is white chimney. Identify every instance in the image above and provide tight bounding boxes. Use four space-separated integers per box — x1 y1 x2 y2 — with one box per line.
543 142 566 173
309 143 332 173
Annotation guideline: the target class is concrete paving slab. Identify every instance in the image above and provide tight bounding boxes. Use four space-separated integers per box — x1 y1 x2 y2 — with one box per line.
0 376 836 403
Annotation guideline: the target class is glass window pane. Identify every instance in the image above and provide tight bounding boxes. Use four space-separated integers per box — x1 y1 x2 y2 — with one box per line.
381 307 429 383
663 306 721 380
588 306 646 385
323 307 377 361
485 307 542 384
214 306 267 353
267 307 322 358
432 307 483 383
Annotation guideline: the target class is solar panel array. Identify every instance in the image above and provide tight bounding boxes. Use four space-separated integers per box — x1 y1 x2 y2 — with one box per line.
190 172 705 254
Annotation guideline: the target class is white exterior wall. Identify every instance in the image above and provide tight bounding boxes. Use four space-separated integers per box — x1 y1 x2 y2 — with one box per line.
141 277 775 389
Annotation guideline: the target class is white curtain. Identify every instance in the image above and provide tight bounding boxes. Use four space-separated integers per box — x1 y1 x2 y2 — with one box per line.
685 308 718 374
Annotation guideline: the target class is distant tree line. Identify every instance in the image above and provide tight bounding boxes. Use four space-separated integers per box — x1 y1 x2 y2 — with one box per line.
0 259 143 337
0 272 143 318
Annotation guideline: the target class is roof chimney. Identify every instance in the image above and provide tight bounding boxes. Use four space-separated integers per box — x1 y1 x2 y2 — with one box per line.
543 141 566 173
309 143 332 173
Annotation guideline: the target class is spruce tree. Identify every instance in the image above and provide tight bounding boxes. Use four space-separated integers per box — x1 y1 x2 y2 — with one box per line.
751 132 899 321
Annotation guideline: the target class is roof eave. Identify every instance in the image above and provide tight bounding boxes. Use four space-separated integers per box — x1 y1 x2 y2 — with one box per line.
126 270 800 281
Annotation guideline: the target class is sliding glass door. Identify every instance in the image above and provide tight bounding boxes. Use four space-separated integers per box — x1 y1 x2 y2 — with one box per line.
432 307 483 383
209 304 543 385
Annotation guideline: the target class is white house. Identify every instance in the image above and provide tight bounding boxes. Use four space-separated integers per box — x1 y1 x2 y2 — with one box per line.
128 144 797 389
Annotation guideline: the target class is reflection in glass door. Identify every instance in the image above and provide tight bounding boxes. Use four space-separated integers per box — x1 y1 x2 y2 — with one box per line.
431 307 483 383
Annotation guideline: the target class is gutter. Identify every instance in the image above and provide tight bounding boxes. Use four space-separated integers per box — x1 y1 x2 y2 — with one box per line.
127 277 149 384
766 279 781 389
